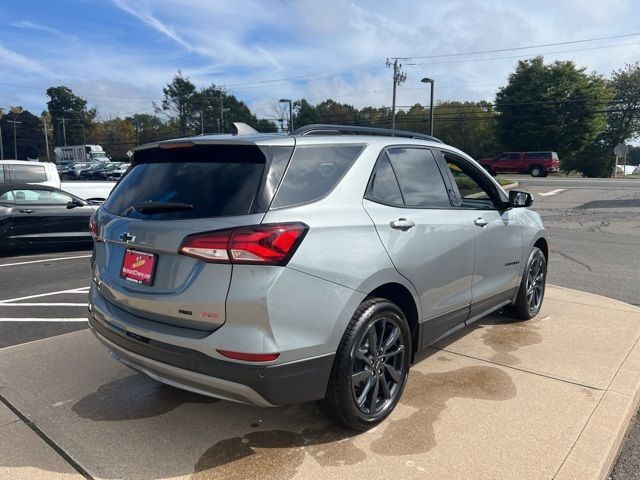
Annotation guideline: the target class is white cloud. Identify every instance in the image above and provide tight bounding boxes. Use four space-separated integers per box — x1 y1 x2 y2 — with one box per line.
2 0 639 119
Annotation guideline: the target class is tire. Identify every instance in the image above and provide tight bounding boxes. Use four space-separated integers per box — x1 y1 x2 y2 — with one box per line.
504 247 547 320
530 166 543 177
323 298 412 431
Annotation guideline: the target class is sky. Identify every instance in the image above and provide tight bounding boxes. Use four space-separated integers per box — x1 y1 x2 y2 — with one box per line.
1 0 640 122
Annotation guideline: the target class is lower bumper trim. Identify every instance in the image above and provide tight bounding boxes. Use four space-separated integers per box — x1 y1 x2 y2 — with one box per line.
88 312 335 406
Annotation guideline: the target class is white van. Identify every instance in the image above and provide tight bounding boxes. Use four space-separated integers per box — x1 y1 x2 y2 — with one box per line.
0 160 114 202
0 160 60 187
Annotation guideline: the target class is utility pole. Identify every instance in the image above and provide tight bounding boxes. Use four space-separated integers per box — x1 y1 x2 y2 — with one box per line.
0 108 4 160
386 58 407 130
219 92 225 133
201 110 204 135
8 119 21 159
135 117 140 146
42 118 50 161
80 123 86 145
56 118 67 146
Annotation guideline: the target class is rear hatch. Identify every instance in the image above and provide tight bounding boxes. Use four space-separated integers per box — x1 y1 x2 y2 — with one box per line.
93 140 294 331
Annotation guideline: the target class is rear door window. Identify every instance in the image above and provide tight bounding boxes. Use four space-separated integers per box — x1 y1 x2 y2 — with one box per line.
271 145 363 208
386 148 450 208
524 152 549 159
8 164 47 183
103 144 292 219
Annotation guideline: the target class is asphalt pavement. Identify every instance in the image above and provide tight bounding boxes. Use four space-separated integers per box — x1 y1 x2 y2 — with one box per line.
0 174 639 478
510 174 640 479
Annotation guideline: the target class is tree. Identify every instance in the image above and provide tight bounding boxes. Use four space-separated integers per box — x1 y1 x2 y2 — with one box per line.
495 57 609 172
627 145 640 166
577 63 640 176
155 71 199 136
45 86 96 146
293 99 318 128
430 101 499 159
124 113 166 144
89 117 136 161
0 109 46 160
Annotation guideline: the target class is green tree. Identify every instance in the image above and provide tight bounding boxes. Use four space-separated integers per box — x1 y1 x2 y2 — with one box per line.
124 113 166 144
89 117 136 161
626 145 640 166
495 57 609 172
0 109 46 160
293 99 319 127
578 63 640 176
45 86 96 146
155 71 199 136
431 101 499 159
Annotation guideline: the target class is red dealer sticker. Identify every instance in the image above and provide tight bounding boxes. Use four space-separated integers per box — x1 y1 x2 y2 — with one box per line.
120 249 157 286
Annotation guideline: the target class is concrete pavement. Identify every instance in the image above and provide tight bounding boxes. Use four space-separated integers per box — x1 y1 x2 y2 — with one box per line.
1 284 640 479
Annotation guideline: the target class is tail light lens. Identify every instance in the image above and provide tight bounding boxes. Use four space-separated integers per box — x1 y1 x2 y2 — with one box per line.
179 223 308 265
89 214 100 242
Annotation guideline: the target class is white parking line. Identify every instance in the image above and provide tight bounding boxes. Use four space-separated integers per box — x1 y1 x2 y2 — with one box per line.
0 254 91 268
0 318 87 322
0 303 88 307
0 287 90 304
538 189 566 197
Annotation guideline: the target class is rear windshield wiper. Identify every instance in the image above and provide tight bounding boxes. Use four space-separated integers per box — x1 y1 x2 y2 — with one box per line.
123 201 194 215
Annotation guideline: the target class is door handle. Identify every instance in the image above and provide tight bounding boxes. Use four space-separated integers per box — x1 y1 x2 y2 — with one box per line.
390 218 415 231
473 217 488 227
18 209 34 214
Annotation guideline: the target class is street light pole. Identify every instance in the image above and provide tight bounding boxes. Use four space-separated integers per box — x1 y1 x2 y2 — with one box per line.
421 77 435 136
279 99 293 133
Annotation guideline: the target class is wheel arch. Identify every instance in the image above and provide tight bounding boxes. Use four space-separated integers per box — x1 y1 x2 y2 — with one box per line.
366 282 421 360
534 237 549 262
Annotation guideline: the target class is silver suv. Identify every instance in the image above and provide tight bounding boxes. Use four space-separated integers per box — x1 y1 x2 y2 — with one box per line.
88 124 548 430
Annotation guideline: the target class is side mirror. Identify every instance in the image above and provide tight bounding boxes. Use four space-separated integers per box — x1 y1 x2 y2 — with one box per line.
66 199 86 209
508 190 533 208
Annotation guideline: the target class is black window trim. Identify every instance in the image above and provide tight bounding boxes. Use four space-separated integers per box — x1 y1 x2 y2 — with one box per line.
435 148 509 211
364 145 456 210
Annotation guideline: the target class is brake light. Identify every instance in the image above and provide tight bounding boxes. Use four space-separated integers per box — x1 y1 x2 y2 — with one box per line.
217 350 280 362
179 223 308 265
89 214 100 242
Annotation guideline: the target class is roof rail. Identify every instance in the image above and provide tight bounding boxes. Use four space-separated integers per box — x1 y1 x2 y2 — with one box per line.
292 124 443 143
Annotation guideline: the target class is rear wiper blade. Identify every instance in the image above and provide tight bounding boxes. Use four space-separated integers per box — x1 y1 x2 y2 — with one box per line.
124 201 194 215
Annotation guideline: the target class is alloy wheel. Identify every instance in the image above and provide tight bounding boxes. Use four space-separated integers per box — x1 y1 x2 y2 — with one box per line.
351 317 406 415
526 254 545 311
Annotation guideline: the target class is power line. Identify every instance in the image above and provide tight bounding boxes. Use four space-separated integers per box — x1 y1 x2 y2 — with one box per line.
407 32 640 59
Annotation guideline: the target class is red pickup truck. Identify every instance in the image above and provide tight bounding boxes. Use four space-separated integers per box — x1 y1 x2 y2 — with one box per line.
478 151 560 177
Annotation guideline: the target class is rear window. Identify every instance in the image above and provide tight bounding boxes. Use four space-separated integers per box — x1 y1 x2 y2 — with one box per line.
8 164 47 183
271 145 363 208
103 144 292 219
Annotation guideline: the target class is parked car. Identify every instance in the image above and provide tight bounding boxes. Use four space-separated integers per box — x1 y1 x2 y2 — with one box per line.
91 162 124 180
105 163 129 180
88 124 548 430
478 151 560 177
63 162 97 180
1 160 60 187
0 184 96 249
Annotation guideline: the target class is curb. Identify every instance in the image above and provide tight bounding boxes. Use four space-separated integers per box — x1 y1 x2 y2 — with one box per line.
500 180 519 190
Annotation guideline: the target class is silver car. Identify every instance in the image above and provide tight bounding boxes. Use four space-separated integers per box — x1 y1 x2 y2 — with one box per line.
88 124 548 430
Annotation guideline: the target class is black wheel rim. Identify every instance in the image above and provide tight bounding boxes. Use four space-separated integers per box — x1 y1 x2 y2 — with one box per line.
351 316 406 415
526 255 545 311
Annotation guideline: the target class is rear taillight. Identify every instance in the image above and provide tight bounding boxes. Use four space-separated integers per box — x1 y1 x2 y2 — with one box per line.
89 214 100 242
179 223 308 265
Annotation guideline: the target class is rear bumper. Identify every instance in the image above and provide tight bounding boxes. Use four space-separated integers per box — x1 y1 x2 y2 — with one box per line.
88 310 335 407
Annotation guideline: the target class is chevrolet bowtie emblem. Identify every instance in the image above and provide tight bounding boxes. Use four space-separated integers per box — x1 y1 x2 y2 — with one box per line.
120 232 136 243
